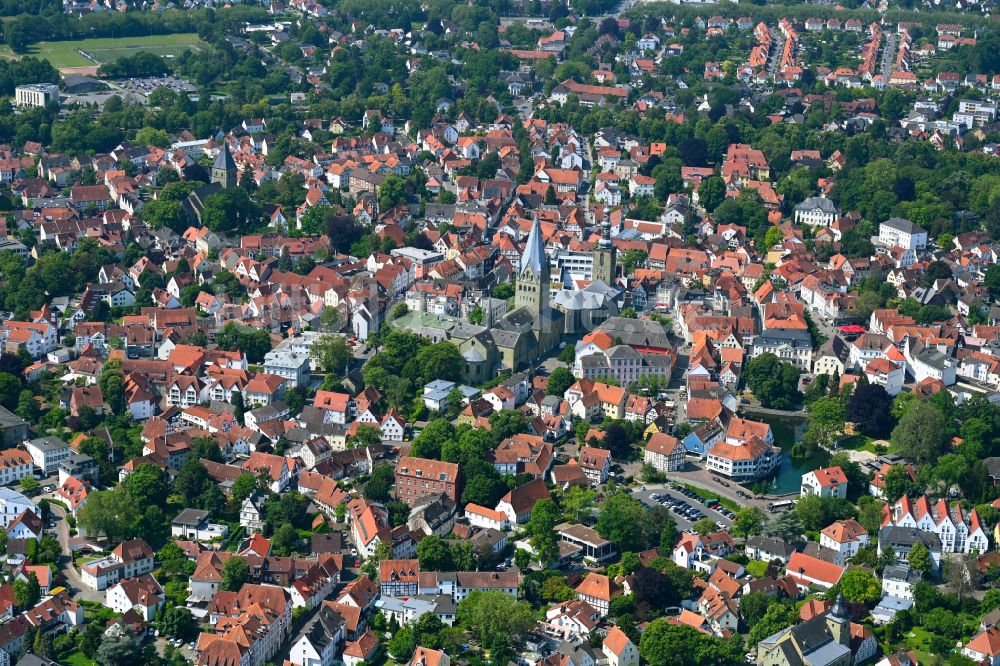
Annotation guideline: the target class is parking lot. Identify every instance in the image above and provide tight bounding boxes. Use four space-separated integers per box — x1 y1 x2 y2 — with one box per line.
631 483 736 532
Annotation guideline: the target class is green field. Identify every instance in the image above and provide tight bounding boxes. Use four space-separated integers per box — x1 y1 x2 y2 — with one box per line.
25 33 206 68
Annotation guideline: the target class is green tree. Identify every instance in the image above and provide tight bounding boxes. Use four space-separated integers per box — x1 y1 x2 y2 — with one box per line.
221 557 248 592
882 465 916 503
457 590 535 649
546 367 575 396
272 523 299 556
77 488 142 541
526 498 560 565
908 540 932 576
140 199 187 233
20 475 37 494
416 342 463 384
201 187 260 232
891 401 951 465
231 390 245 424
159 606 198 641
739 591 770 626
561 485 597 523
121 463 169 508
417 535 455 571
13 572 40 608
15 389 39 423
835 569 882 605
361 540 392 579
350 424 383 449
743 354 800 409
365 464 395 502
847 383 895 438
311 334 353 374
388 627 417 661
95 632 141 666
692 517 717 536
595 493 648 551
733 507 764 540
0 372 21 410
640 618 744 666
698 176 726 213
747 602 798 645
795 494 856 532
451 540 477 571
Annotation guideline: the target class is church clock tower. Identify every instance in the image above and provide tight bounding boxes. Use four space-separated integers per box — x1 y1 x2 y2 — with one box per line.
591 218 617 285
516 213 551 328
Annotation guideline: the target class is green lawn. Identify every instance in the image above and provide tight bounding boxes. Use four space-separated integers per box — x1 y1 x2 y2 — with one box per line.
60 651 97 666
837 435 876 452
745 560 768 578
25 33 206 68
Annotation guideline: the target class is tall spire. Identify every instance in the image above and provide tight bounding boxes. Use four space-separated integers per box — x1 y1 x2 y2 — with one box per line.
520 212 545 277
600 216 612 249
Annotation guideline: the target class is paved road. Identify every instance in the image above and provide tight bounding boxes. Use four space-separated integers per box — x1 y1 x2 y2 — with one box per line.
767 26 783 78
48 503 105 603
881 32 897 79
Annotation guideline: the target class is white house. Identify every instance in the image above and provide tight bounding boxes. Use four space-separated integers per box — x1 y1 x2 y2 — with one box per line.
643 433 685 473
878 218 928 251
603 627 639 666
864 358 905 396
794 197 839 227
906 345 957 386
464 503 510 531
819 519 869 566
380 411 405 442
105 575 164 621
801 466 848 499
240 492 267 532
80 539 155 591
24 436 71 475
963 627 1000 666
0 449 33 486
0 488 38 529
881 564 921 602
288 605 344 666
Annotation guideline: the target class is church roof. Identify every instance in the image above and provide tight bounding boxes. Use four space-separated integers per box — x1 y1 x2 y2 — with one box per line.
214 144 236 172
520 214 546 277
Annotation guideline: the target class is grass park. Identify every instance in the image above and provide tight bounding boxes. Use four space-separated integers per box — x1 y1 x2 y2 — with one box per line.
10 33 207 68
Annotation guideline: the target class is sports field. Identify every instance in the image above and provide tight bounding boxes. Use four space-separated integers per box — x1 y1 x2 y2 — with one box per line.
24 33 206 68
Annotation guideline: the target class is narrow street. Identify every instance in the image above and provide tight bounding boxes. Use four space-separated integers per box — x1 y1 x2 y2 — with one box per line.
881 32 897 80
48 503 105 603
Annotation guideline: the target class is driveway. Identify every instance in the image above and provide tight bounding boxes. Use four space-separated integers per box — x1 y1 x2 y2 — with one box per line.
48 503 105 603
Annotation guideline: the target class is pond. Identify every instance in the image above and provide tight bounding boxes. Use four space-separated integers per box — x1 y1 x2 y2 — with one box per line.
745 411 830 496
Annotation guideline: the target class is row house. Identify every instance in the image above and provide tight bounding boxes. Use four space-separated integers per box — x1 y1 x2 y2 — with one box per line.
884 495 988 555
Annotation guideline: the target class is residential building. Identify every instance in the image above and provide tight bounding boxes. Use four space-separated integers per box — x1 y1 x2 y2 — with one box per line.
24 436 71 475
80 539 155 591
884 495 988 555
794 197 840 227
0 449 33 486
819 519 869 566
574 573 620 616
878 218 928 251
105 574 164 621
643 433 685 473
395 457 460 508
801 466 848 499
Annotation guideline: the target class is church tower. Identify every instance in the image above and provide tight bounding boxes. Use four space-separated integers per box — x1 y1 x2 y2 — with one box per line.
212 144 237 189
516 213 551 331
591 218 617 285
826 595 850 646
